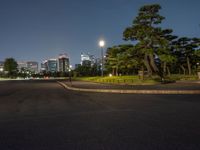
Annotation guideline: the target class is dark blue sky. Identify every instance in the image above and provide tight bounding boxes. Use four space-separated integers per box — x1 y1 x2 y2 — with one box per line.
0 0 200 66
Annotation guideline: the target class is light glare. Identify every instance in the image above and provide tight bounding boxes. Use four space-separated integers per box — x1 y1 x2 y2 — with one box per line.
99 40 105 47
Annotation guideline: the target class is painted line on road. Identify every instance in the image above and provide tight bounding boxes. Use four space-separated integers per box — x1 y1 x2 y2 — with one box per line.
57 81 200 94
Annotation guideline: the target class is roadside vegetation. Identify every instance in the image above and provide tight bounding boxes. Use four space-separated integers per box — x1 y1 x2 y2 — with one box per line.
74 76 159 85
73 74 198 85
105 4 200 81
73 4 200 84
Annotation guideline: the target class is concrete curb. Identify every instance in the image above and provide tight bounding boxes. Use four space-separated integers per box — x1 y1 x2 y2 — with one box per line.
57 81 200 95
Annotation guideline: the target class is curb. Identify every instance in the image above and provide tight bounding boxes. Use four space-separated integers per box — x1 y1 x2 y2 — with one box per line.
57 81 200 95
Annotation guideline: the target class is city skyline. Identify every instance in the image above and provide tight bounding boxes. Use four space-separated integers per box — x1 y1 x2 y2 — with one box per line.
0 0 200 66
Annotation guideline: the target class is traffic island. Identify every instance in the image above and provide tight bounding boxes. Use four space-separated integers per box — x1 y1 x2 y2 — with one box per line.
57 81 200 95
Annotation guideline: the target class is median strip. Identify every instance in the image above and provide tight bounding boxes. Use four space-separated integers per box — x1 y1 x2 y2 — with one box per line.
57 81 200 94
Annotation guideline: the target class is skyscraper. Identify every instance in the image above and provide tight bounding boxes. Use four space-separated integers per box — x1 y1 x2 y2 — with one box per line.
47 59 57 72
41 53 70 73
80 53 95 66
40 60 48 72
58 54 69 72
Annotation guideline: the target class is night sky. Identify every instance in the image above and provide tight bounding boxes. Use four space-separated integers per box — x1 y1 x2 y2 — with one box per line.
0 0 200 66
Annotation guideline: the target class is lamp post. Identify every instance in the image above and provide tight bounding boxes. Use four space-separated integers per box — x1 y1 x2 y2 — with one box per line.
99 40 105 77
69 65 72 84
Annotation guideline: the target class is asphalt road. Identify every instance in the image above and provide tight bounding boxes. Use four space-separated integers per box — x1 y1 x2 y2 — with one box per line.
0 80 200 150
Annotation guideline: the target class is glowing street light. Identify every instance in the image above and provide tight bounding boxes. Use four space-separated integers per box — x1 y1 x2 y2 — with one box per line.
99 40 105 47
69 65 73 83
69 65 72 72
99 40 105 77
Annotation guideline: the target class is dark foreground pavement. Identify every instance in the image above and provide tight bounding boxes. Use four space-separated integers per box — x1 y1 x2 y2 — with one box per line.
0 80 200 150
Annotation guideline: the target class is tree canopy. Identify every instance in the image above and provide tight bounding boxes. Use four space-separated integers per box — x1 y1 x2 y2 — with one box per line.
3 58 18 78
105 4 200 80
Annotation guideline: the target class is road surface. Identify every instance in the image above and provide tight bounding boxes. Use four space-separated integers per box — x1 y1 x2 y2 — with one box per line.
0 80 200 150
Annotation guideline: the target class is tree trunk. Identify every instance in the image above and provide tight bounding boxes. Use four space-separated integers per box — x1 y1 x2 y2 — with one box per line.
141 66 144 80
186 57 191 75
116 66 118 76
167 66 171 76
180 65 186 75
163 62 167 76
144 54 152 76
149 54 159 73
112 68 115 76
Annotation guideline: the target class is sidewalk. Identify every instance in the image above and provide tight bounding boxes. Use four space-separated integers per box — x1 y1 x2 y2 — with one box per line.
58 80 200 94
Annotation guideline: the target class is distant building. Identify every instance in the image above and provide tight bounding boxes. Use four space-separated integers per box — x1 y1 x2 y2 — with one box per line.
89 55 96 66
47 59 57 72
17 61 38 73
40 53 71 73
82 60 91 67
17 61 27 72
95 58 101 66
81 53 96 66
0 61 4 72
75 64 81 69
81 53 90 65
27 61 38 73
58 54 69 72
40 60 48 72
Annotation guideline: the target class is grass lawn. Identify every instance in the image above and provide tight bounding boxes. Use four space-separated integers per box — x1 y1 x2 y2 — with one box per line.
73 76 160 85
0 78 9 80
169 74 198 81
73 74 199 85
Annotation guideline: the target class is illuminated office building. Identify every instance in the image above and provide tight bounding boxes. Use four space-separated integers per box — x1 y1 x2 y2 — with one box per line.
58 54 70 72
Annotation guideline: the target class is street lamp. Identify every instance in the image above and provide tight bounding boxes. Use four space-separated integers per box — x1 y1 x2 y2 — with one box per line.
99 40 105 77
68 65 73 84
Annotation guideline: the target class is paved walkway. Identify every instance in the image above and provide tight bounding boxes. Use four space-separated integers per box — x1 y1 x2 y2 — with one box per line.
64 80 200 90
